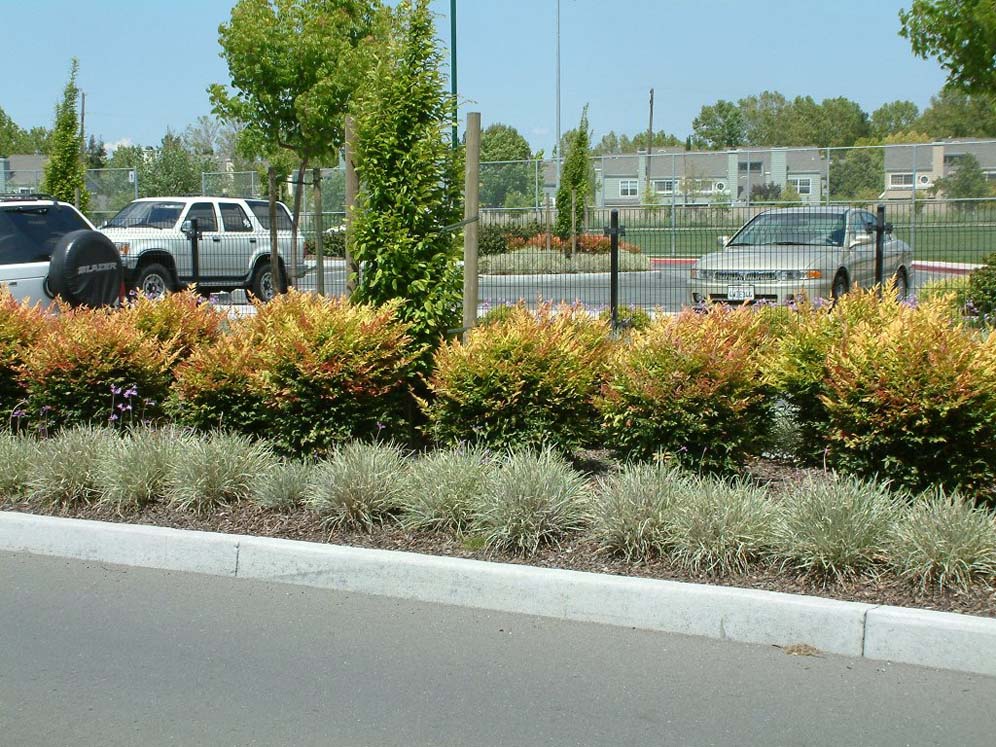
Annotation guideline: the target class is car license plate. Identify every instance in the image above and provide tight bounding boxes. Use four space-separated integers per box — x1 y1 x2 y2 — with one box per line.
727 285 755 301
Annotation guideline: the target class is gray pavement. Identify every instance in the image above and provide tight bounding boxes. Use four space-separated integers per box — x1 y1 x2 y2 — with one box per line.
2 550 994 746
276 265 955 315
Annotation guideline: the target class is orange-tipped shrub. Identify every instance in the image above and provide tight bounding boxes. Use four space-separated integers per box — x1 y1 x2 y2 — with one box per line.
0 291 48 420
172 291 417 455
598 306 776 472
821 298 996 500
123 289 226 363
20 307 173 430
424 303 613 451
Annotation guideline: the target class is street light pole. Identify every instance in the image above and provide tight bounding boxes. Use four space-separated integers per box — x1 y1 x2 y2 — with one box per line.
450 0 458 149
555 0 561 188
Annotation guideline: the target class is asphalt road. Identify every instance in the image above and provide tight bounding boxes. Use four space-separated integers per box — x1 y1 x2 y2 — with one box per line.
266 263 955 314
2 550 994 746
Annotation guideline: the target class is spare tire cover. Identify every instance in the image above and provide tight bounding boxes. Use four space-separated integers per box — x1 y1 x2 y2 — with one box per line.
48 230 123 307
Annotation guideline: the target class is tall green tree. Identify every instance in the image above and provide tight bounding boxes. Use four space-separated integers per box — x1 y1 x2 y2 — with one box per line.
479 122 532 208
210 0 381 281
917 88 996 137
870 100 921 139
829 148 884 200
692 99 746 149
350 0 462 352
900 0 996 95
932 153 991 203
42 59 88 211
555 106 593 238
85 135 106 169
139 132 205 197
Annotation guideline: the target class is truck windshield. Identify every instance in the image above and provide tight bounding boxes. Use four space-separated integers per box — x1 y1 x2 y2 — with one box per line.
106 201 185 229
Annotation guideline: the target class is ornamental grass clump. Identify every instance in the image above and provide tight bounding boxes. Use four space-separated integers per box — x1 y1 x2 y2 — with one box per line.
821 297 996 499
887 488 996 592
166 431 276 514
123 289 226 363
0 291 47 417
589 462 690 562
305 441 408 531
772 473 901 581
0 431 38 500
598 305 775 472
471 447 590 556
665 474 774 575
424 303 613 451
397 445 495 532
96 425 192 511
20 306 173 430
27 425 117 508
251 459 313 511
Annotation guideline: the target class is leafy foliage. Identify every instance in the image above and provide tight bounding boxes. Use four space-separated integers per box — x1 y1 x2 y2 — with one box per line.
41 59 89 211
966 253 996 320
599 306 776 471
172 292 417 455
424 304 613 451
123 289 226 363
20 307 174 431
349 0 463 353
0 292 47 420
821 297 996 498
555 106 593 237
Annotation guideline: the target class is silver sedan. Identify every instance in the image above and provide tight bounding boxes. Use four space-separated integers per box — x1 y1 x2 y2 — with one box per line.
688 207 913 305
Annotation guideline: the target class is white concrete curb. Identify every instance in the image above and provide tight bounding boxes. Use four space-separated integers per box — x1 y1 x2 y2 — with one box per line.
2 511 994 677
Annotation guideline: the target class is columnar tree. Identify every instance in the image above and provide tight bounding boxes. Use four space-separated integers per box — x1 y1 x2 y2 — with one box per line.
555 106 593 238
349 0 463 352
42 59 88 211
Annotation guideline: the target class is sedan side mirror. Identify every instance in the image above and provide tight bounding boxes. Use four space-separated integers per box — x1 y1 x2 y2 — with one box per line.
717 235 730 248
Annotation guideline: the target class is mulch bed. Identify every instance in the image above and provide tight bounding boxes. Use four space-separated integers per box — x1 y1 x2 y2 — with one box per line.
3 488 994 620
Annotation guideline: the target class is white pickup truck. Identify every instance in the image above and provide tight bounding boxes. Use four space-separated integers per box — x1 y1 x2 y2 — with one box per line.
100 196 302 301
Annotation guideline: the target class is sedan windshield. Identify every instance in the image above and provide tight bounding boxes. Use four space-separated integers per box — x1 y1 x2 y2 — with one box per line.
106 201 185 229
728 212 846 247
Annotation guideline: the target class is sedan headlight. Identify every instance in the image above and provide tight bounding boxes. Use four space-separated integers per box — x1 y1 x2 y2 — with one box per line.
690 268 714 281
775 269 822 281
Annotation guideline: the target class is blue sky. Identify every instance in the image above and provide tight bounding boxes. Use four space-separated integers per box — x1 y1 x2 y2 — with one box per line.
1 1 948 155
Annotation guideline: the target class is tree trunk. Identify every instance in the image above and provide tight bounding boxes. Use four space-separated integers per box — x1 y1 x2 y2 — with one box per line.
290 158 308 286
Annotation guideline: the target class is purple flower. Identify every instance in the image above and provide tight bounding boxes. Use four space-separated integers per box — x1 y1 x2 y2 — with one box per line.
108 414 118 422
40 405 53 413
110 385 122 395
11 409 26 419
123 386 138 399
376 421 386 432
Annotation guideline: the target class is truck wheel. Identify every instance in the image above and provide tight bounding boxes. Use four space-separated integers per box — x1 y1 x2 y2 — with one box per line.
135 263 174 299
249 260 277 302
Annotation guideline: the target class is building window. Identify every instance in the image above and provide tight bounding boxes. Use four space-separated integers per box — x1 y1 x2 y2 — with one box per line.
738 160 763 173
919 175 930 185
788 177 812 195
986 171 996 183
890 173 914 187
653 179 677 194
715 182 726 192
619 179 638 197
